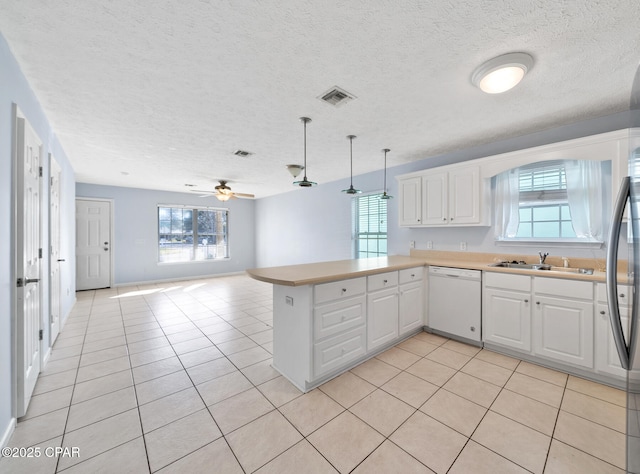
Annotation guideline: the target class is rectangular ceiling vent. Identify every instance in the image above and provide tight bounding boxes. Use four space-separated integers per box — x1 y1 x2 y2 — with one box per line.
319 86 356 107
233 150 253 157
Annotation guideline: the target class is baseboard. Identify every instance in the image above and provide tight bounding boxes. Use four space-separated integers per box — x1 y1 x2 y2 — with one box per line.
41 346 52 370
112 270 247 288
0 417 16 449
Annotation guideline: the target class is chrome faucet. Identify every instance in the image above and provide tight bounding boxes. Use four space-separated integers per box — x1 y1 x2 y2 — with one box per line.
539 252 549 264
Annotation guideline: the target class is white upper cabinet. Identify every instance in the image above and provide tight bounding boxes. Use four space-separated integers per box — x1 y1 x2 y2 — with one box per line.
398 176 422 226
398 165 488 227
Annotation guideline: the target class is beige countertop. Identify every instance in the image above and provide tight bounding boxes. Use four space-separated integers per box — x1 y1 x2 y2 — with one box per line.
246 250 628 287
246 255 426 286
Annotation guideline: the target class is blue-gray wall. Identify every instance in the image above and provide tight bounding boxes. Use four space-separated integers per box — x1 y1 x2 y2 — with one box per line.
1 33 76 445
76 184 256 285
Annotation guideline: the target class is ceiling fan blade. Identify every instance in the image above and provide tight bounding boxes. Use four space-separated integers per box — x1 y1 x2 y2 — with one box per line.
233 192 255 199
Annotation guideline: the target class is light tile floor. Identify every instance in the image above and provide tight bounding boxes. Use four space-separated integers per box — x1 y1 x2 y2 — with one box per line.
0 274 628 473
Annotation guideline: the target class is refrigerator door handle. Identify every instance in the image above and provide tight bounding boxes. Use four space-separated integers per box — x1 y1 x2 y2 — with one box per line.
607 176 631 370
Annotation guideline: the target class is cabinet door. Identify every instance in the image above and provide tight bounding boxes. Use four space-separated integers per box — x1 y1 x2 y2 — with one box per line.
399 177 422 226
422 172 448 225
449 167 480 225
399 281 423 335
367 288 399 351
483 288 531 352
533 296 594 368
595 303 630 378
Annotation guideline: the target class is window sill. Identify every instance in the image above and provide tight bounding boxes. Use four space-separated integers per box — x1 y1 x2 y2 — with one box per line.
495 239 604 249
158 258 231 266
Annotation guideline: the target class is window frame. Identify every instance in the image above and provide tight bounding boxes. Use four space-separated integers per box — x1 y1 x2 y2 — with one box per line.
495 161 604 248
352 192 388 258
157 204 230 264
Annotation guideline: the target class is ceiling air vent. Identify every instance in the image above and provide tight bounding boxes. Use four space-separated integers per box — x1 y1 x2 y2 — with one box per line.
318 86 356 107
233 150 253 157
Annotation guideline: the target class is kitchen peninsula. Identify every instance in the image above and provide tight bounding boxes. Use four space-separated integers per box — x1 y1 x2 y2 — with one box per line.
247 256 427 391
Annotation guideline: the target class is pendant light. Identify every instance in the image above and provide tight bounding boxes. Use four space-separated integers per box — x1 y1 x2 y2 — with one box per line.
381 148 393 199
342 135 361 194
293 117 317 187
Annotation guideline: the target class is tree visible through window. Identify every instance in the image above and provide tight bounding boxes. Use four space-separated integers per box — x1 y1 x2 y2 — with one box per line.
354 194 387 258
158 206 228 262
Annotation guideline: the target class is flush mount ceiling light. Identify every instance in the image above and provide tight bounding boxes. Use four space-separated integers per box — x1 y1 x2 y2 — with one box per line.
286 164 304 178
293 117 317 187
380 148 393 200
342 135 361 195
471 52 534 94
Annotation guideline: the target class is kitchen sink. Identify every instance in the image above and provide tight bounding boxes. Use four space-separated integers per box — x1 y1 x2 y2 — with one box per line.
487 262 594 275
488 262 552 270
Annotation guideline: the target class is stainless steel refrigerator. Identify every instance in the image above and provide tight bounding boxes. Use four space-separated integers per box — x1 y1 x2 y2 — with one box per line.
607 64 640 473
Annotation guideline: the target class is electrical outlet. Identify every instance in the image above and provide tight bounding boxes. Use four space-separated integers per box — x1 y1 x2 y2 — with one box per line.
460 241 467 251
409 240 415 249
426 241 433 249
285 296 294 306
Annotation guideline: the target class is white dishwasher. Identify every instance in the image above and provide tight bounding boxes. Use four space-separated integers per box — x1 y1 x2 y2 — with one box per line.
427 266 482 343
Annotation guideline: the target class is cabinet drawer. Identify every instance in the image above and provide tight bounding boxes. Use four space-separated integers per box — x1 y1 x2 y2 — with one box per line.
313 326 366 378
314 296 366 341
534 277 593 300
484 272 531 292
367 271 398 292
596 283 631 306
314 277 366 305
399 267 424 285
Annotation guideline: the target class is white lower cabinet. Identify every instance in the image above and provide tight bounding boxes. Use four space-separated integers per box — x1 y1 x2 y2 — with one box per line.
532 277 594 369
399 281 424 335
483 273 532 352
483 287 531 352
274 267 424 392
532 295 594 369
367 287 399 351
313 326 367 378
595 283 631 379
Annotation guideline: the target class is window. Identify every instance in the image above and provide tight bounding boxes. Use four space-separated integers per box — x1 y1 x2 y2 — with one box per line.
353 193 387 258
515 163 576 238
158 206 228 262
495 160 605 242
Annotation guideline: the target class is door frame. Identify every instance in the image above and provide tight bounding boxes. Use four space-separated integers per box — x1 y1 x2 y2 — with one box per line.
11 104 44 419
49 154 62 346
75 197 114 290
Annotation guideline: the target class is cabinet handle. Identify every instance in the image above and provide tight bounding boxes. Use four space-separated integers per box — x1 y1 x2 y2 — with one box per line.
383 279 388 284
443 218 447 221
524 299 529 303
341 288 347 293
620 293 626 298
411 274 415 278
600 310 606 315
470 326 476 332
450 217 454 221
536 301 540 305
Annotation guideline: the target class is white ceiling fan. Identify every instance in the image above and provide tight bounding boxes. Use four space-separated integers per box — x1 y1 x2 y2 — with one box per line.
192 180 255 201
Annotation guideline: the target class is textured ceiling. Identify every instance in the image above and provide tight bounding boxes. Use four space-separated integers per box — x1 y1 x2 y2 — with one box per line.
1 1 639 198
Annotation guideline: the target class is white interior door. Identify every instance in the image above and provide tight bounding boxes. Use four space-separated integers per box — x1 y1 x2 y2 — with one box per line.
16 113 42 417
76 199 112 290
50 155 62 343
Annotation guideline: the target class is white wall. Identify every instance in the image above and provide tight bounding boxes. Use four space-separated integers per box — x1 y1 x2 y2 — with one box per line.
76 184 256 285
1 33 76 446
256 111 632 268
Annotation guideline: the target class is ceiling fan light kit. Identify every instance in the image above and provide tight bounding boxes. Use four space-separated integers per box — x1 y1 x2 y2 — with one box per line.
342 134 361 195
286 164 304 178
293 117 317 187
472 52 534 94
